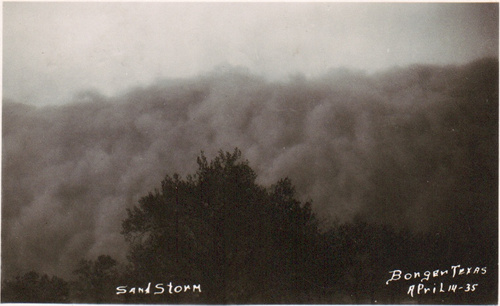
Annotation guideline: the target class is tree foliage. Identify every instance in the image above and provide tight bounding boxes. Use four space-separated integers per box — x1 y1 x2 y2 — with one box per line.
1 271 69 303
121 148 319 303
71 255 119 303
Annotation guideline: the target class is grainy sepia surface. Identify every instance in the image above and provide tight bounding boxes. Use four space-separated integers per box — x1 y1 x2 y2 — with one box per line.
2 2 498 304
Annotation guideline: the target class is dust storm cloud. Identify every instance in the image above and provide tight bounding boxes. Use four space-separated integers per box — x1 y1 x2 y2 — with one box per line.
2 58 497 279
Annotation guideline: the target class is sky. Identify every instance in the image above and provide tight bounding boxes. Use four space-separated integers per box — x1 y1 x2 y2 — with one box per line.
3 2 498 106
1 2 499 280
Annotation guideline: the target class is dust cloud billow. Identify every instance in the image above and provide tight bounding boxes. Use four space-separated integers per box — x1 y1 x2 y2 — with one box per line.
2 58 497 279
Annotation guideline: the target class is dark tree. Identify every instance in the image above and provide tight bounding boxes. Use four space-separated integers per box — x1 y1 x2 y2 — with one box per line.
71 255 119 303
1 271 69 303
121 148 320 303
